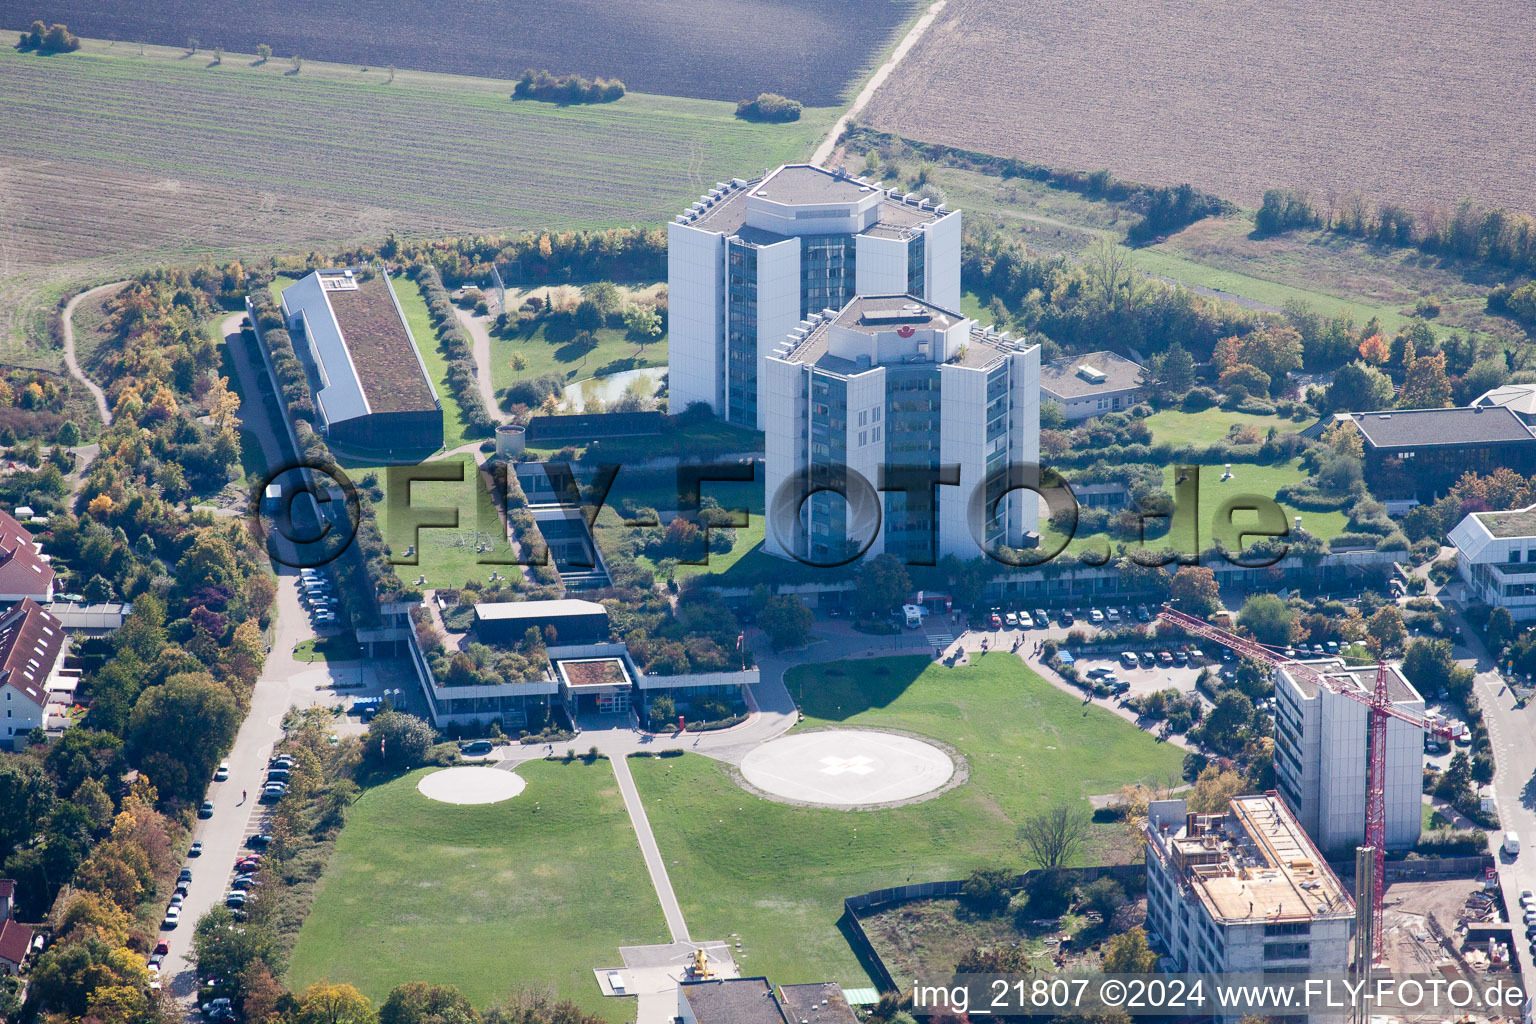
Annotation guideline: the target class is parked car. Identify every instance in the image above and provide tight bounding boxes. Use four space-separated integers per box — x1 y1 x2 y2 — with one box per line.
1157 651 1174 667
178 867 192 883
1138 651 1156 667
236 856 261 872
214 761 229 782
247 833 273 849
460 740 494 756
988 611 1002 629
1108 680 1131 695
269 755 294 769
1120 652 1138 669
161 907 180 929
198 801 214 819
224 892 247 908
1087 667 1112 679
1004 611 1018 627
1135 605 1151 622
1089 609 1105 624
266 768 290 783
1058 610 1075 626
189 841 203 857
230 876 256 891
1017 611 1034 629
1033 608 1049 626
170 895 184 908
174 882 189 898
259 787 287 804
1106 607 1121 623
154 941 169 956
1174 651 1189 666
1325 641 1340 655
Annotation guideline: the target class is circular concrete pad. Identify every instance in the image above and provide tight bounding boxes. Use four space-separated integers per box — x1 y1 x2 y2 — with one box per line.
740 730 954 807
417 766 525 805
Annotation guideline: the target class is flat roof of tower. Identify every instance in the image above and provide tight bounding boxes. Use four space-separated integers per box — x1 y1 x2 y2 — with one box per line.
680 165 949 239
752 164 875 204
781 296 1018 375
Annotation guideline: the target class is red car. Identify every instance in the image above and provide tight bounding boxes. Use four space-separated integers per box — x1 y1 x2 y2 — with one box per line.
235 857 261 873
154 941 169 956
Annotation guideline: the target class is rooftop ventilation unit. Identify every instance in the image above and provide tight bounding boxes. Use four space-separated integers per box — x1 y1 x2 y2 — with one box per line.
1076 364 1108 384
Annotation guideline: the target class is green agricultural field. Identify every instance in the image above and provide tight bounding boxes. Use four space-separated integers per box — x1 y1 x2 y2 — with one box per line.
1144 408 1307 448
0 39 835 350
631 653 1183 986
287 760 667 1022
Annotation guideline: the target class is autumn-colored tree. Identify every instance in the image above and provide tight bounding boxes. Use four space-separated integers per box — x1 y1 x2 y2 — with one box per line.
1187 765 1247 812
1452 467 1535 512
1170 566 1220 615
1213 326 1303 384
297 983 376 1024
207 374 241 429
1358 333 1390 364
1322 420 1365 459
1399 351 1453 408
1102 927 1159 973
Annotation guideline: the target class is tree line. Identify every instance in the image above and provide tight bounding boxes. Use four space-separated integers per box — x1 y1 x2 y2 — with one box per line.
1256 187 1536 277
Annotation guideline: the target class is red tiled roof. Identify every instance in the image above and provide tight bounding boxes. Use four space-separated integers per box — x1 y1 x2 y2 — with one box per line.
0 599 63 707
0 919 31 966
0 509 51 598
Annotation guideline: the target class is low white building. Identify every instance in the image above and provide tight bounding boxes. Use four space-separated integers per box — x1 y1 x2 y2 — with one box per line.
1145 794 1353 1009
1273 659 1423 855
1448 504 1536 620
1038 350 1145 421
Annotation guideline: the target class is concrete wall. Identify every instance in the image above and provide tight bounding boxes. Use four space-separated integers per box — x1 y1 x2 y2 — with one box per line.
752 238 802 431
666 222 726 416
854 233 910 298
921 209 963 311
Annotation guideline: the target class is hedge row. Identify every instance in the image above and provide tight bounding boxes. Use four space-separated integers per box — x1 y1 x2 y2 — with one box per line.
411 265 496 438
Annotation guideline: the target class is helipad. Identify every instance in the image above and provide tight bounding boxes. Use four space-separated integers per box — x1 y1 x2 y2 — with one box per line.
417 766 526 804
739 730 955 807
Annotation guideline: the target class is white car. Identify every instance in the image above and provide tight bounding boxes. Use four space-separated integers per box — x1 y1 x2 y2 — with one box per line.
214 761 229 782
1106 607 1121 622
161 906 181 929
1089 608 1105 624
1017 612 1034 629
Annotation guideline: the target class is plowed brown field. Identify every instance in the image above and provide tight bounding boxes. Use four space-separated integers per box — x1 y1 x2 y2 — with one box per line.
863 0 1536 211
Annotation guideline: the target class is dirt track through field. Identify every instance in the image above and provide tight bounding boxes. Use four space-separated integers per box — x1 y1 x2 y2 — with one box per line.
863 0 1536 210
62 282 122 426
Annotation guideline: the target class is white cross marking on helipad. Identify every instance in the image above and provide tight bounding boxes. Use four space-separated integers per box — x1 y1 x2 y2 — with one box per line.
819 755 877 776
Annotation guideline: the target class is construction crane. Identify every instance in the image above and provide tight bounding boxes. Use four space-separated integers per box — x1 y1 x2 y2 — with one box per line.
1156 604 1452 957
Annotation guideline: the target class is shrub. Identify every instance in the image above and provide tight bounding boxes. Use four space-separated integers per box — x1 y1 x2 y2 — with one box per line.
735 92 803 122
512 68 624 104
21 21 80 52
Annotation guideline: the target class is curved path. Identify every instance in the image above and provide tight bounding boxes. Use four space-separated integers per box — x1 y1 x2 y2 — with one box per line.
453 307 508 424
62 281 125 428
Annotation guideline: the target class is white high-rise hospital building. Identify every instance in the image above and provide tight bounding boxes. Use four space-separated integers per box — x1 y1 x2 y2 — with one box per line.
667 164 961 430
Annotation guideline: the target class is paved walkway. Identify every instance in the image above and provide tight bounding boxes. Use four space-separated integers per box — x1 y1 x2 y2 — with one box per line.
609 754 690 943
62 281 124 428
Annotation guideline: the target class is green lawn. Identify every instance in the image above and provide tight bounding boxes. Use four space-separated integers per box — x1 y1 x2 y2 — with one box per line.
631 653 1183 987
1159 459 1346 550
489 309 667 397
293 635 363 662
287 760 667 1021
1144 408 1306 448
350 455 522 591
394 277 480 452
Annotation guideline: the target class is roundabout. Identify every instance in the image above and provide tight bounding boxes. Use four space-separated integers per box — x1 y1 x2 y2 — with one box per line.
738 729 956 808
416 765 526 804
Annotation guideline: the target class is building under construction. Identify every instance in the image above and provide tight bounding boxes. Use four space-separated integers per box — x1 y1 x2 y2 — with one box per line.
1145 794 1354 987
1273 659 1426 855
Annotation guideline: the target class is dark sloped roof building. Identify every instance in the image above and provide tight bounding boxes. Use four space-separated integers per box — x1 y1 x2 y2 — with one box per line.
281 268 443 457
1334 405 1536 498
